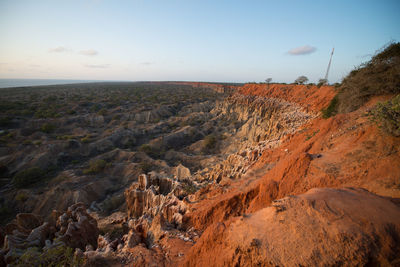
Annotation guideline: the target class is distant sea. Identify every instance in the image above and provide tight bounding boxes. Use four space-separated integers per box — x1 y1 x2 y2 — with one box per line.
0 79 104 88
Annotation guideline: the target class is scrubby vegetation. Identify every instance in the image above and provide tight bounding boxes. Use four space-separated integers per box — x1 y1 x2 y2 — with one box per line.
12 167 45 188
15 191 28 202
139 162 153 173
370 94 400 136
16 245 81 266
202 134 217 153
40 123 56 133
322 42 400 117
0 81 224 218
294 76 309 85
83 159 108 175
321 95 339 118
102 194 125 214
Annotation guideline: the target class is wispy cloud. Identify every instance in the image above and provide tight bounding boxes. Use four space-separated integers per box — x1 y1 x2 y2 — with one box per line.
288 45 316 55
140 61 154 66
49 46 70 53
84 64 110 68
79 49 98 56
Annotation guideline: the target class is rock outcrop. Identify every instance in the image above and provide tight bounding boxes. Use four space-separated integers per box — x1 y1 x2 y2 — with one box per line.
173 164 191 181
56 203 99 250
124 172 187 227
0 203 99 265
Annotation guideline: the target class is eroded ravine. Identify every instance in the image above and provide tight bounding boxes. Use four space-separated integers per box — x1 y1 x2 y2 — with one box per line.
2 82 400 266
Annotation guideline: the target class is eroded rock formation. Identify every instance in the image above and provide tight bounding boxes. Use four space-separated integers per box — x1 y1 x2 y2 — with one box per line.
124 172 187 227
0 203 99 265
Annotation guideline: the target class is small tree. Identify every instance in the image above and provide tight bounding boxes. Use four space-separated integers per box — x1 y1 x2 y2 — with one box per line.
265 78 272 89
317 78 328 87
295 76 309 84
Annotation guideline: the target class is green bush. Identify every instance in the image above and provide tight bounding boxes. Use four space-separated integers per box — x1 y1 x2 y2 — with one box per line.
112 114 122 121
138 144 163 158
139 144 153 154
33 140 42 146
97 108 107 116
12 167 45 188
370 94 400 136
83 159 107 174
40 123 56 133
15 192 28 202
321 95 339 118
204 134 217 150
139 162 152 173
182 182 197 195
35 108 58 118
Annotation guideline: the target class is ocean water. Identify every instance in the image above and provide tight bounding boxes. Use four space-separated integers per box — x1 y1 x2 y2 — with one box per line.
0 79 103 88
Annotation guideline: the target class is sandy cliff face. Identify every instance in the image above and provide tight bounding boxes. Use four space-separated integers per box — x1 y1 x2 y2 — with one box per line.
120 83 399 266
181 84 400 266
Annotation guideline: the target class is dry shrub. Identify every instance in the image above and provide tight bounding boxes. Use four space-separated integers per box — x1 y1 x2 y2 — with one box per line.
370 94 400 136
337 42 400 113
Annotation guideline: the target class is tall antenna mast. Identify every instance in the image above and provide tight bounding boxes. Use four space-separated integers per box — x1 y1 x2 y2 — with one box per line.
324 47 334 81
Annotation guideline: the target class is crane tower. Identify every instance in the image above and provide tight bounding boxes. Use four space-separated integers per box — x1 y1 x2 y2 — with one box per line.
324 48 334 82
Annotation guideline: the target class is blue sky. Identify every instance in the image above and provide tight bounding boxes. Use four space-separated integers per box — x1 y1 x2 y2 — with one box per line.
0 0 399 83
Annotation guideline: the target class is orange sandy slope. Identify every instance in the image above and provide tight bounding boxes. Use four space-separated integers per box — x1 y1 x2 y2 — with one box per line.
179 83 400 265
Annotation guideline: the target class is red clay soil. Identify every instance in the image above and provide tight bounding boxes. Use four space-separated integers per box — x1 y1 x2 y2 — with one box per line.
182 188 400 267
180 84 400 265
238 83 336 112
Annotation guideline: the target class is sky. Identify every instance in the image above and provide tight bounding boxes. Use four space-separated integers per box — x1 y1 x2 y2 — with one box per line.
0 0 399 83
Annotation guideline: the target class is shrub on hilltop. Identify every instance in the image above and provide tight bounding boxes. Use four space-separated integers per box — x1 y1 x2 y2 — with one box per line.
294 76 309 85
338 42 400 113
323 42 400 118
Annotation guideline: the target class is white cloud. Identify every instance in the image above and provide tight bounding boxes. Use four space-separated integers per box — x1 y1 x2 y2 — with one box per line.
49 46 70 53
84 64 110 68
79 49 98 56
288 45 317 55
140 62 154 66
